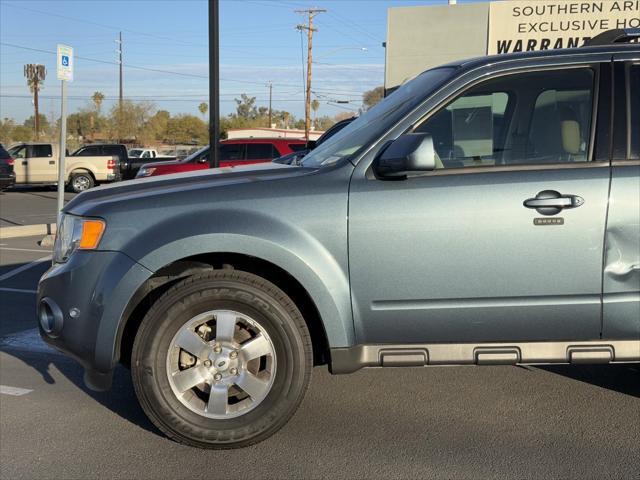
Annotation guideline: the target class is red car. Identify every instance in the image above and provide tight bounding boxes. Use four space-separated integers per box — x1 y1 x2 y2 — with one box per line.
136 138 307 178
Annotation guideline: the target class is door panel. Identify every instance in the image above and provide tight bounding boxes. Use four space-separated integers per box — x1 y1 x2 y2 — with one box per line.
349 66 609 344
27 144 56 182
602 57 640 340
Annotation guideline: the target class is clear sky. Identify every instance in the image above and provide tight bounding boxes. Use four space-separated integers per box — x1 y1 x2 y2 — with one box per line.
1 0 459 123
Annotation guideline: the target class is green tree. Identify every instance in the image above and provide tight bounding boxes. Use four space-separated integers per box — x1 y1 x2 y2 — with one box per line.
67 110 95 140
0 118 16 143
235 94 257 119
198 102 208 120
362 86 384 111
23 114 50 135
311 99 320 128
91 91 105 113
9 125 34 142
108 100 155 141
316 115 335 131
166 114 208 144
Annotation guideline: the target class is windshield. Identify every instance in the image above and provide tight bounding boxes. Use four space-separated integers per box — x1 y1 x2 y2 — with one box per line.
129 149 143 157
8 145 25 158
301 67 455 168
181 145 209 163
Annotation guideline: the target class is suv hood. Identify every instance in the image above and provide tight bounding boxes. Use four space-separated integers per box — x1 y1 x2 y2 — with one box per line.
65 162 313 216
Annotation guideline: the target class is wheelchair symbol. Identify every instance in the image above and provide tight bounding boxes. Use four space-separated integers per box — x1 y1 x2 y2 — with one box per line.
61 55 69 67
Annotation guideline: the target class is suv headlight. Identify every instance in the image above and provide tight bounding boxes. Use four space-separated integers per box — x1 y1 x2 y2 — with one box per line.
53 214 106 263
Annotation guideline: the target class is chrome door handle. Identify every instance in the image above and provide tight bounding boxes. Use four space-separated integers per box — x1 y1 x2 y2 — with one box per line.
523 190 584 216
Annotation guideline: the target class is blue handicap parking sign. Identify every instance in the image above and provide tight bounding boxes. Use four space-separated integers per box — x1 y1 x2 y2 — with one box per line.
61 55 69 67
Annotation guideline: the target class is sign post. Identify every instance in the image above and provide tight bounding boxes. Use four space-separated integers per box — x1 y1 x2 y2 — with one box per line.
56 44 73 220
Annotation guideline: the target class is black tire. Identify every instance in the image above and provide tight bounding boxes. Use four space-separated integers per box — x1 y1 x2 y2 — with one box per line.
131 269 313 449
69 171 94 193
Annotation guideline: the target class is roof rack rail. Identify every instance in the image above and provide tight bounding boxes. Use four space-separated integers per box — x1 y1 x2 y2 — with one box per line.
584 28 640 47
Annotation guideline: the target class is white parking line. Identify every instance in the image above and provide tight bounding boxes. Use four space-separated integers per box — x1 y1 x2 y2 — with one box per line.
0 255 51 282
0 385 33 396
0 287 37 294
1 247 52 253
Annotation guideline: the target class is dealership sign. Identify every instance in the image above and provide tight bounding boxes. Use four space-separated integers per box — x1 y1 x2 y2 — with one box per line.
488 1 640 55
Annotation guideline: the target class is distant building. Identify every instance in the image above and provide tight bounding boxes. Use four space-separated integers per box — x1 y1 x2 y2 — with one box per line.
226 127 323 141
385 1 639 90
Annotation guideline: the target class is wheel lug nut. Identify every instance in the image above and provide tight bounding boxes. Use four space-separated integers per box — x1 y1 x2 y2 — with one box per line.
203 360 212 367
213 345 222 354
230 368 238 375
214 373 222 381
230 351 238 359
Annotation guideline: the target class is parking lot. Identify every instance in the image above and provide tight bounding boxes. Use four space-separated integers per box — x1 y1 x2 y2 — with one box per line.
0 193 639 479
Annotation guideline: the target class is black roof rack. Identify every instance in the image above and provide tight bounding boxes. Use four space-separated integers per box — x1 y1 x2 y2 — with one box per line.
584 28 640 47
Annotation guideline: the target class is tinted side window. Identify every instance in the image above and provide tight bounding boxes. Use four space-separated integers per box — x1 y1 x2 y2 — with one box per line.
288 143 306 152
630 65 639 159
76 146 100 156
219 144 245 161
30 144 53 157
103 146 123 157
416 68 595 169
246 143 275 160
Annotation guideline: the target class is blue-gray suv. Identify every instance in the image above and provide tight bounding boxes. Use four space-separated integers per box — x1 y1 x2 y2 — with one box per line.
38 30 640 448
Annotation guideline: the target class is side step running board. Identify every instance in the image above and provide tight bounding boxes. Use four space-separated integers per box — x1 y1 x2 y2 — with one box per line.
330 340 639 374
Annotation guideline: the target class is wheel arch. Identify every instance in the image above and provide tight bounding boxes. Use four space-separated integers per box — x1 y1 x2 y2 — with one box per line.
117 252 336 369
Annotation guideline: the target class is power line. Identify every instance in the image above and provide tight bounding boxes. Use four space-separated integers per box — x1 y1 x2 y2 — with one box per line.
1 2 208 48
0 42 309 88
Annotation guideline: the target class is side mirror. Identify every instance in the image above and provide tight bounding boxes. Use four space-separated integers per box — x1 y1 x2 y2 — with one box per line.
197 156 209 164
373 133 436 178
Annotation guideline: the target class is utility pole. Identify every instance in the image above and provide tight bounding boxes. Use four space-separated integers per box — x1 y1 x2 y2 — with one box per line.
268 81 272 128
117 32 123 110
208 0 220 168
116 32 123 141
296 8 325 142
24 64 46 139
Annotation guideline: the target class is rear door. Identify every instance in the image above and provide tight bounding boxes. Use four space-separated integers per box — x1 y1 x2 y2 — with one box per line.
219 143 246 167
602 55 640 340
244 143 278 165
349 63 611 344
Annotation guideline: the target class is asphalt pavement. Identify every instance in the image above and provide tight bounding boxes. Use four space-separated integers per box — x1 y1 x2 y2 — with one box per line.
0 187 76 227
0 235 639 480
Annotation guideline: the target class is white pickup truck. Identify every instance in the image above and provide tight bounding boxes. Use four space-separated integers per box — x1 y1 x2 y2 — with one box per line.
8 142 120 193
128 148 174 160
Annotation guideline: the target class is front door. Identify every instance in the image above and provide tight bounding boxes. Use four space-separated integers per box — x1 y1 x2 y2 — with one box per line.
349 65 610 344
27 144 56 182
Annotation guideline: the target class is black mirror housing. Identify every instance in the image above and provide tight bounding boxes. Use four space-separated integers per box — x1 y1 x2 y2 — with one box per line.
374 133 436 178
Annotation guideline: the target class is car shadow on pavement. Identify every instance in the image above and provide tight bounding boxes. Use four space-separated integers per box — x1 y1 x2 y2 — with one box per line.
1 348 159 435
536 364 640 398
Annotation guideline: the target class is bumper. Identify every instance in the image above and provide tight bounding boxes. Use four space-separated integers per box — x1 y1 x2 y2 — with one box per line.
37 250 152 390
0 172 16 189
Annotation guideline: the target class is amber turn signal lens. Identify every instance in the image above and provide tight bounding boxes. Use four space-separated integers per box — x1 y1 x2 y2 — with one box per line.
79 220 105 249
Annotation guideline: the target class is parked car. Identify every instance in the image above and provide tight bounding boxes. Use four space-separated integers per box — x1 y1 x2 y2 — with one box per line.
38 29 640 449
8 142 119 192
128 148 174 160
73 144 174 180
273 117 356 165
0 143 16 191
136 138 307 178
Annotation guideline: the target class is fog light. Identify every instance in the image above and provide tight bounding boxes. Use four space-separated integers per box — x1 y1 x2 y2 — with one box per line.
39 298 63 337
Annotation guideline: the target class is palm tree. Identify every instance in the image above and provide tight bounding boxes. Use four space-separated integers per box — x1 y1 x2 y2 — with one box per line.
91 91 105 113
311 99 320 129
198 102 208 120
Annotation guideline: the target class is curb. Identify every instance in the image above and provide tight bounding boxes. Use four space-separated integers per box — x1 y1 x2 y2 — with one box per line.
0 223 57 239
